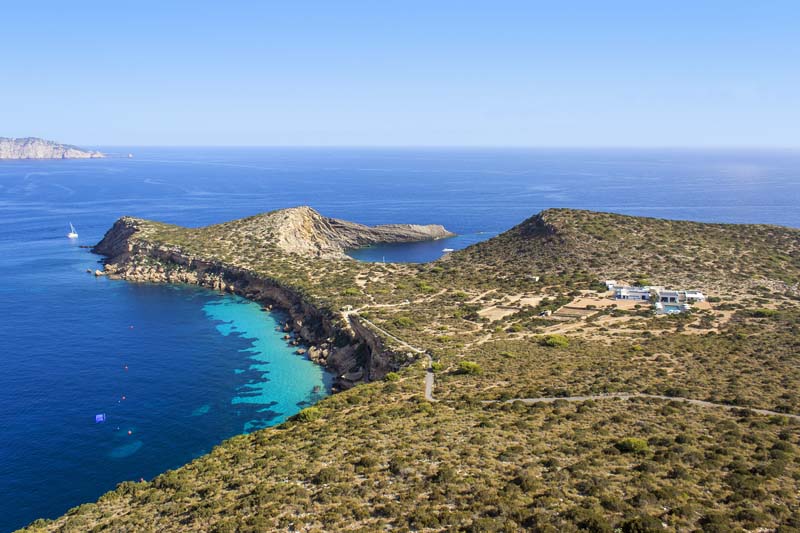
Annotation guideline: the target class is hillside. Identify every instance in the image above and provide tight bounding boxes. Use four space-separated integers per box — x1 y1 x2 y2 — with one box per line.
448 208 800 293
0 137 103 159
23 208 800 532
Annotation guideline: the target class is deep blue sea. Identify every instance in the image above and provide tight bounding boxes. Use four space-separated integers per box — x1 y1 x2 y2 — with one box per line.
1 148 799 531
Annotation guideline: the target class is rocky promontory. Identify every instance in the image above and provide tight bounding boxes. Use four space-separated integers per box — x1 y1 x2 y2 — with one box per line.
234 206 454 259
91 207 454 388
0 137 104 159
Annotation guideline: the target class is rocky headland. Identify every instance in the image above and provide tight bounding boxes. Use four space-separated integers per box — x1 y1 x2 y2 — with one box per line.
0 137 104 159
230 205 454 259
92 207 453 389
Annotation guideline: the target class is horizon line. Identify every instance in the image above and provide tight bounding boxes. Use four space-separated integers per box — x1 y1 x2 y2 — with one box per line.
88 144 800 151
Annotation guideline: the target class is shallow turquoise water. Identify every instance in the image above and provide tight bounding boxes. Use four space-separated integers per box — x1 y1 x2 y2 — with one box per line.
203 297 332 432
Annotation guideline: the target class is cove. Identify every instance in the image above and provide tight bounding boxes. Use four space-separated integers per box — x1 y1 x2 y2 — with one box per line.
0 277 331 531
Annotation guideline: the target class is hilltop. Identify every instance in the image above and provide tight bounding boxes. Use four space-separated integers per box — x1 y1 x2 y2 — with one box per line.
24 208 800 532
210 206 453 259
448 208 800 293
0 137 103 159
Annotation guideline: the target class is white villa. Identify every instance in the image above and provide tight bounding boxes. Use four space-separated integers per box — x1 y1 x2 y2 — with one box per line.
606 281 706 314
683 290 706 303
655 289 680 303
614 286 652 301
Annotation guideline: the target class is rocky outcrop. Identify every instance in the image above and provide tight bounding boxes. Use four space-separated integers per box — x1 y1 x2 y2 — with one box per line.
93 217 413 390
229 206 454 259
0 137 104 159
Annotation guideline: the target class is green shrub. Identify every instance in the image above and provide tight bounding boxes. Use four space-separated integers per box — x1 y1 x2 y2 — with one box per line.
748 308 778 318
698 512 733 532
540 334 569 348
313 467 340 484
433 465 456 484
615 437 650 455
416 281 436 293
294 407 322 422
619 514 663 533
513 469 540 492
457 361 482 375
384 372 400 382
393 316 415 328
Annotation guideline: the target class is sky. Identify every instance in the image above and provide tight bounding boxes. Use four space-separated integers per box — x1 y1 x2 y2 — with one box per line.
2 1 799 147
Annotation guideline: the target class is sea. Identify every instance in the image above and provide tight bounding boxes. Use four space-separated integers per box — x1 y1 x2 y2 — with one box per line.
1 147 799 531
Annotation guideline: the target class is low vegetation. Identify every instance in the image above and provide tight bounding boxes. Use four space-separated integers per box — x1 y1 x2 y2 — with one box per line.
24 208 800 532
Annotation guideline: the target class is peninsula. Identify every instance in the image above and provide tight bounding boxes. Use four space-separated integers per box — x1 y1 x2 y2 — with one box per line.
92 207 455 388
0 137 104 159
25 208 800 532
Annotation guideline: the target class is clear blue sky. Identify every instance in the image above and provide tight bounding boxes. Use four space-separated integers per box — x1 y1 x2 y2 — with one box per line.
3 1 799 147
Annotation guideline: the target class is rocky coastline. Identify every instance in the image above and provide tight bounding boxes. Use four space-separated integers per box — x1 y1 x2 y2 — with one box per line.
0 137 104 159
92 217 408 391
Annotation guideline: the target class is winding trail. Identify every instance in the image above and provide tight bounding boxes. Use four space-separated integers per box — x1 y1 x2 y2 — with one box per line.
350 314 799 419
349 314 435 401
487 393 800 420
423 360 435 402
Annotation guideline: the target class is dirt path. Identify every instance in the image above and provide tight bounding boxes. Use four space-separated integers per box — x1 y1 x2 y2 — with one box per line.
350 314 436 401
423 361 435 402
488 393 800 420
347 315 799 420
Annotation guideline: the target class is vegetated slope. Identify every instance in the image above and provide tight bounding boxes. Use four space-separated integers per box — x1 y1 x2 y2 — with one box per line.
22 208 800 532
450 208 800 291
22 379 800 533
0 137 104 159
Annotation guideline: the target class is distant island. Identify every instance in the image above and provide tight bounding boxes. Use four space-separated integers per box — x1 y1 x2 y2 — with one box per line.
0 137 103 159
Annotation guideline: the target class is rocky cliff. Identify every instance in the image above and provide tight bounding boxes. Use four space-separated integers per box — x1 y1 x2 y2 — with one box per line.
91 209 446 388
227 206 454 259
0 137 104 159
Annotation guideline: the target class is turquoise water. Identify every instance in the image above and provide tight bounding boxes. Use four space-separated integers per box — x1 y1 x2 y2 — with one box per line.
203 297 332 432
0 277 331 532
2 147 800 531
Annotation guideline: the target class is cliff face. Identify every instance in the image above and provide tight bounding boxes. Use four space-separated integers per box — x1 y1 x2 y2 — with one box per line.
227 206 454 259
0 137 104 159
92 216 414 389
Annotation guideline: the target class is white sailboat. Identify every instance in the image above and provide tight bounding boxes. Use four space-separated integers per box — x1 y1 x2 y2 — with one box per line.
67 222 78 239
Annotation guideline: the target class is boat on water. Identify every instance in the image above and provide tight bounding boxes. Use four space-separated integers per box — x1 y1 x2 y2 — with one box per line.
67 223 78 239
442 248 455 252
